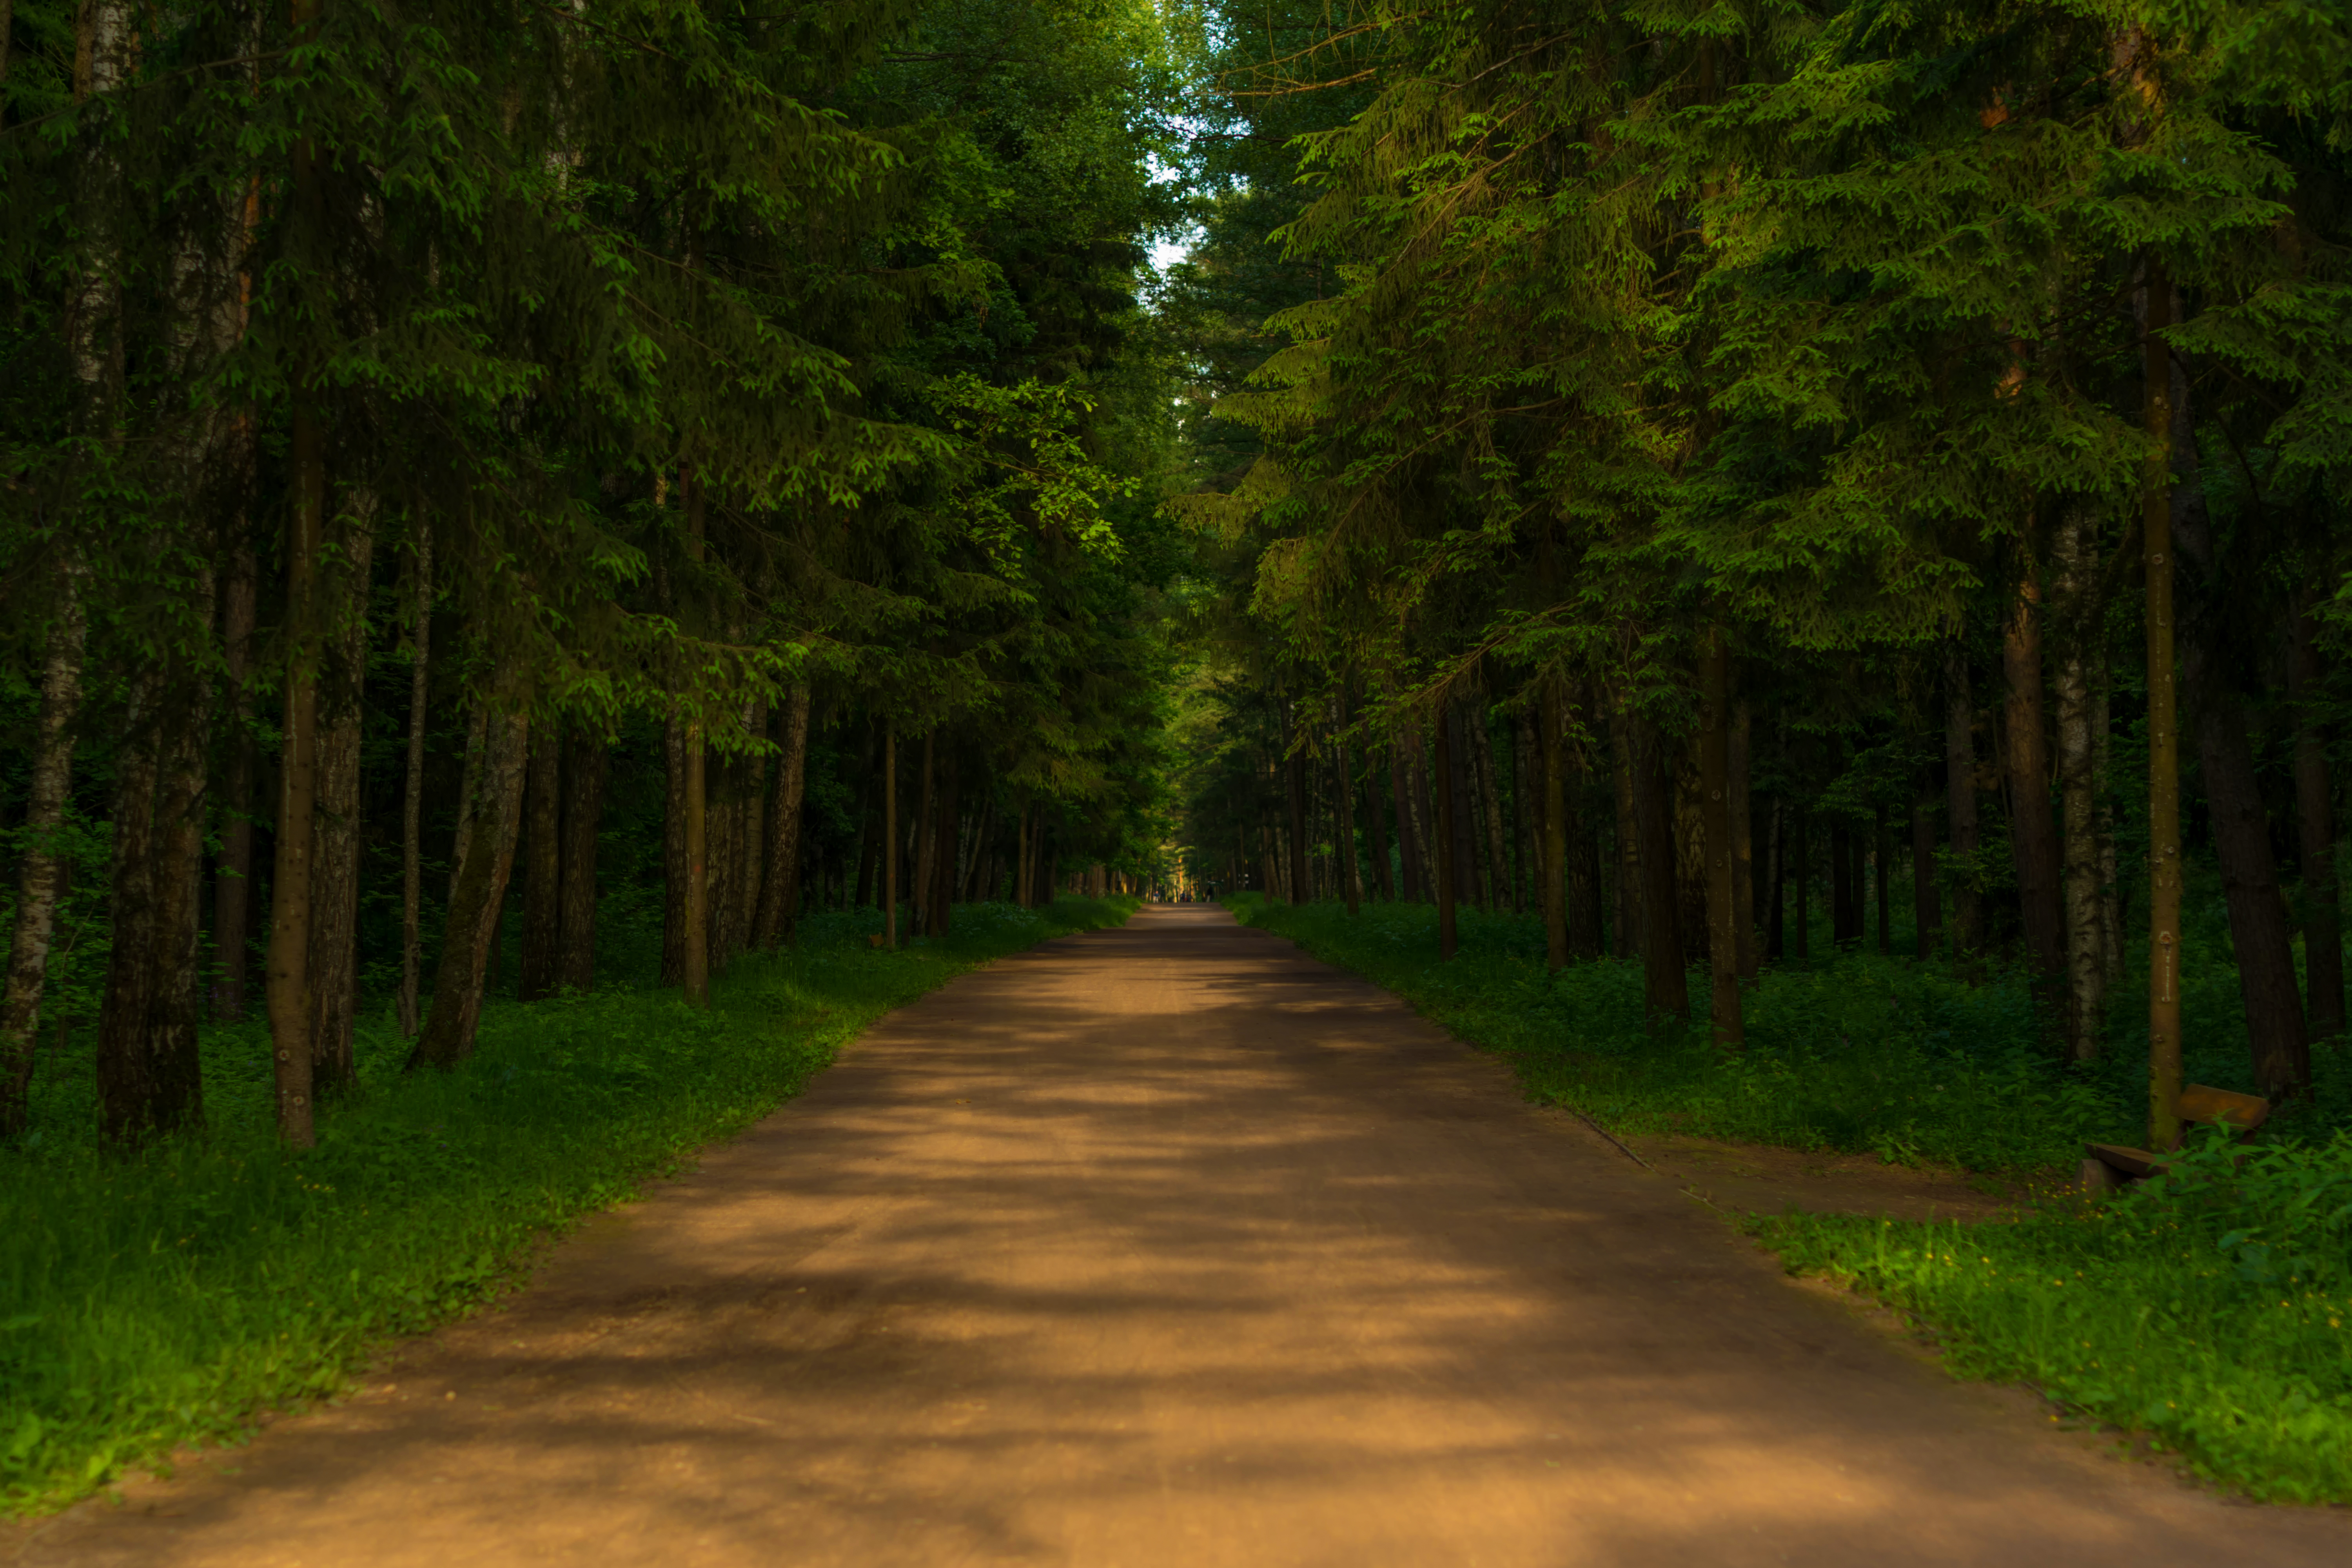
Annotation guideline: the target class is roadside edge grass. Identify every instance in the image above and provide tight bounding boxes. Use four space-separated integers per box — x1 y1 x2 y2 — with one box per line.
0 895 1133 1517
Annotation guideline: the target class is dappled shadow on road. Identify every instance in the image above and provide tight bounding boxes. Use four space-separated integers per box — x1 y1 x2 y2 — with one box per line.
32 906 2352 1567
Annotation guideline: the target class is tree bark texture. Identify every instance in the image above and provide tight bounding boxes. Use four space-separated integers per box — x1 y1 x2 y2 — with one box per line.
519 727 564 1002
1944 643 1984 960
1284 706 1310 906
2004 568 2066 1008
1335 717 1361 915
558 730 606 993
410 696 529 1070
1365 750 1395 901
398 521 431 1036
212 544 257 1023
1473 713 1510 912
2142 264 2186 1146
927 754 959 938
911 730 936 929
661 716 688 985
683 718 708 1006
2054 505 2107 1061
0 556 88 1140
1434 713 1459 958
1634 718 1689 1025
267 400 325 1148
1912 777 1942 961
883 725 898 946
1611 707 1640 959
1700 631 1741 1049
1539 688 1569 969
2167 300 2308 1103
1874 804 1892 956
1791 804 1810 963
754 684 813 948
2291 603 2343 1038
306 504 374 1091
98 620 214 1145
1730 701 1756 980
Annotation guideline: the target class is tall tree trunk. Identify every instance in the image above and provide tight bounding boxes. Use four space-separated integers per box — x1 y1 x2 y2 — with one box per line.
662 716 689 985
2291 601 2344 1039
1447 706 1482 911
1513 711 1535 916
2054 505 2107 1061
1393 743 1426 900
98 644 214 1144
1365 748 1395 900
1611 708 1640 959
1944 642 1984 960
307 505 374 1091
1539 687 1568 969
911 730 936 930
1567 714 1604 960
1284 705 1310 906
557 730 606 993
883 724 899 946
1873 803 1892 955
682 716 708 1004
1912 775 1942 960
737 704 769 950
2095 686 2123 988
928 755 958 938
1434 712 1459 958
1473 709 1511 914
1764 799 1786 960
1829 821 1854 947
1634 718 1689 1025
1730 701 1756 980
1791 804 1811 963
754 684 813 948
0 557 88 1140
212 544 257 1022
398 521 431 1036
1700 630 1741 1049
1335 711 1361 915
2168 316 2309 1102
518 728 563 1001
2142 261 2186 1145
409 692 529 1070
2004 564 2066 1009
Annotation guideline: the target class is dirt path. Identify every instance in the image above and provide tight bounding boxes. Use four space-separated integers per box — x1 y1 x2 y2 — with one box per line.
17 906 2349 1566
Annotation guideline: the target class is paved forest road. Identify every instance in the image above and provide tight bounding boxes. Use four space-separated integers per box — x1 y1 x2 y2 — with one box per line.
20 906 2351 1566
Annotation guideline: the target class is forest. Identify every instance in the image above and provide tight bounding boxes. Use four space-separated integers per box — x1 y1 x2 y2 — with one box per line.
4 0 2352 1521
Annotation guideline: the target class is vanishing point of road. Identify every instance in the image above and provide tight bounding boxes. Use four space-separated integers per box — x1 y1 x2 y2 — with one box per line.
17 905 2350 1566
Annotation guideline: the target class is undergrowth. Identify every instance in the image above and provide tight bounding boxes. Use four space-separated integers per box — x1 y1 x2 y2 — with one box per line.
0 895 1134 1517
1757 1129 2352 1502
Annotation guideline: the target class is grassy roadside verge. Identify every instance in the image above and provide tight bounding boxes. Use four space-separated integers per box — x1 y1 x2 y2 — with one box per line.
0 896 1135 1517
1229 893 2352 1501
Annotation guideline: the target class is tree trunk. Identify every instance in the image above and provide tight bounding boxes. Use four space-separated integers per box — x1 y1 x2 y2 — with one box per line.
1611 708 1640 959
1700 630 1741 1049
1513 712 1535 916
518 727 564 1001
1730 701 1757 980
1447 706 1482 911
1791 805 1811 963
98 646 214 1145
558 730 606 993
1567 722 1604 959
754 684 813 948
1874 803 1892 955
2004 565 2066 1009
1474 710 1511 914
1944 642 1983 960
307 503 374 1091
2167 306 2309 1103
682 716 709 1004
2054 505 2107 1061
1764 798 1786 960
911 730 936 929
2291 602 2343 1039
1434 712 1459 958
409 693 529 1070
883 724 899 946
1365 748 1395 900
928 754 958 937
1284 705 1310 906
1335 713 1361 915
212 544 257 1023
1912 776 1942 961
398 521 431 1036
1829 820 1854 947
662 716 689 985
267 393 325 1148
1539 687 1568 969
0 556 88 1140
1393 743 1425 900
1634 718 1689 1025
2142 262 2186 1145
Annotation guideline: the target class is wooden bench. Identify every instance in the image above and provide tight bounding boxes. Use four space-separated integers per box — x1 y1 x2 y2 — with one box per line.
2080 1084 2269 1192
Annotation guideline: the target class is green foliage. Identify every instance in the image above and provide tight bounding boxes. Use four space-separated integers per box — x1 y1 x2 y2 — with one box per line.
1757 1129 2352 1503
0 896 1133 1517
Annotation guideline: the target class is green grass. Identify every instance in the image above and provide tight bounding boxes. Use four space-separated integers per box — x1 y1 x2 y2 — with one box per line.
1229 892 2352 1502
1755 1131 2352 1503
0 895 1135 1517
